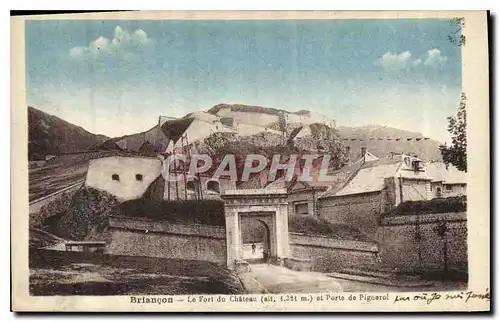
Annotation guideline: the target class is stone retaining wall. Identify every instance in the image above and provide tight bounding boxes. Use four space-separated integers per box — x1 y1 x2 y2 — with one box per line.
288 233 379 272
105 216 226 264
377 212 467 275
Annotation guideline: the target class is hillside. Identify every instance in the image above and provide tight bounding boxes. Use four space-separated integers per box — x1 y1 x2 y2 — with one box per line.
338 125 442 162
28 106 109 160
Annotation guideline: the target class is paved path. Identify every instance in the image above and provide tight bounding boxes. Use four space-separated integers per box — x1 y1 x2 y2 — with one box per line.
245 264 468 294
247 264 343 293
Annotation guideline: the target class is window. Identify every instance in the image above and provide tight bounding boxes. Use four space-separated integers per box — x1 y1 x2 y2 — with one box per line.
436 187 442 198
186 179 197 194
206 180 220 194
112 174 120 181
295 203 309 216
445 184 452 191
412 160 423 171
135 174 143 181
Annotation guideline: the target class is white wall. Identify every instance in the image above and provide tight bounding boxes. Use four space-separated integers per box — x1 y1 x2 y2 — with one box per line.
431 182 467 198
216 108 336 129
234 122 281 136
286 112 336 128
166 119 236 152
85 156 163 201
215 109 279 127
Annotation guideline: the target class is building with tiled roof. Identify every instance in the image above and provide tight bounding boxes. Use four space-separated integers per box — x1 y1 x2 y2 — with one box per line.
263 148 375 218
316 151 466 238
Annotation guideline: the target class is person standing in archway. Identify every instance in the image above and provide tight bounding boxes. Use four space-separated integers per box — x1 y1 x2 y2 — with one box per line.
263 248 271 265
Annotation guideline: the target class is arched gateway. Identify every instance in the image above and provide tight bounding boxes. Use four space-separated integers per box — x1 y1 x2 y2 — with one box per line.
220 188 290 270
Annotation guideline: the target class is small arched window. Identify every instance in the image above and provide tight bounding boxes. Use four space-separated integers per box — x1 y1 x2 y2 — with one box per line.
206 180 220 194
112 174 120 181
186 178 197 194
136 174 143 181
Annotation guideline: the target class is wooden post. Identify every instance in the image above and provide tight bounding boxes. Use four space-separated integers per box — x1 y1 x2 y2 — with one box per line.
434 220 450 275
398 174 404 205
198 174 203 200
181 134 187 200
415 211 422 273
167 152 171 201
444 231 448 273
173 147 179 200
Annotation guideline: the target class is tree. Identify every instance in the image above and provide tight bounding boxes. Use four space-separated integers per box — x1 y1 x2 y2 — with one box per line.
278 112 288 145
447 17 466 47
439 93 467 172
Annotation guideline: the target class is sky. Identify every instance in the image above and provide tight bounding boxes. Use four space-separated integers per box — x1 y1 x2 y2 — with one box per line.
25 19 462 143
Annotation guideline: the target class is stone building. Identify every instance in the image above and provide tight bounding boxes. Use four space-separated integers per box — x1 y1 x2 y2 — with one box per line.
425 161 467 198
85 156 164 201
221 188 290 269
272 147 380 218
318 153 434 238
163 173 236 201
316 150 468 239
85 155 236 202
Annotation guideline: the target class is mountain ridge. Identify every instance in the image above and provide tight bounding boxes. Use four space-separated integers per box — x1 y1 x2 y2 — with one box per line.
337 125 442 161
28 106 109 160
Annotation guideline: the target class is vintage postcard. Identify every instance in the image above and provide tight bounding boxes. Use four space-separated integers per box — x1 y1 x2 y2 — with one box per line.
11 11 490 312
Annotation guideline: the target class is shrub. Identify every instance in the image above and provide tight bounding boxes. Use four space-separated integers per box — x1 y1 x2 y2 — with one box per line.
114 199 225 227
30 190 74 229
288 215 370 241
384 195 467 217
56 187 119 240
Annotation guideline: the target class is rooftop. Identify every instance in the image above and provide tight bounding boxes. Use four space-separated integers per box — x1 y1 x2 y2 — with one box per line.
320 157 402 198
320 155 463 199
425 161 467 184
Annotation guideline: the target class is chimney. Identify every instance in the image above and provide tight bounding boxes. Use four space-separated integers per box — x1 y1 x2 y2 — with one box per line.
361 147 367 164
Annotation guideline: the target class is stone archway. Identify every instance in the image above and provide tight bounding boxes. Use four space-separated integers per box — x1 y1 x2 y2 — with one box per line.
239 214 273 263
221 188 289 270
